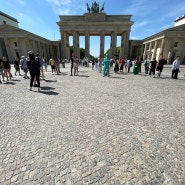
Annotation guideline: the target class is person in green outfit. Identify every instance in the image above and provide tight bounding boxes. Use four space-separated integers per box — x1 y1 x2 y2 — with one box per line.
103 53 110 77
133 58 139 75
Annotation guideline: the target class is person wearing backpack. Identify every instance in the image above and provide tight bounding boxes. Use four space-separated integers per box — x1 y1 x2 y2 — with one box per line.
27 51 41 91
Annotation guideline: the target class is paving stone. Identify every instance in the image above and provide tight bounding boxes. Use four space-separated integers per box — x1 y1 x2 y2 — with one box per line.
0 64 185 184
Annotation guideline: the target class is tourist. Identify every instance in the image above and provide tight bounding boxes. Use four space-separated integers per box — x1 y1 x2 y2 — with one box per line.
126 58 132 73
70 53 75 76
54 57 60 75
95 58 98 71
149 58 157 77
156 55 165 77
20 56 29 79
119 57 125 73
98 57 102 73
14 57 21 76
43 57 48 72
133 58 139 75
36 53 45 80
74 58 79 76
49 57 55 74
144 58 150 74
92 58 95 70
0 59 4 83
27 51 41 91
171 56 181 79
2 56 11 81
114 58 119 73
103 53 110 77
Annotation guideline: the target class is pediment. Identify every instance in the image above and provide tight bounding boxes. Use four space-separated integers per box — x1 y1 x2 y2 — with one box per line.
0 24 25 33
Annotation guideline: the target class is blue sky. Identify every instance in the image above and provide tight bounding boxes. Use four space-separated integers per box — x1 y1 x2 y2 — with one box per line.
1 0 185 56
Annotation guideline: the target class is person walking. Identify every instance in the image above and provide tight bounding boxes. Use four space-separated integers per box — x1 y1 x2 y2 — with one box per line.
36 53 45 80
49 57 55 74
20 56 29 79
144 58 150 74
103 54 110 77
133 58 139 75
0 59 5 83
70 53 76 76
171 56 180 79
2 56 11 81
156 55 165 77
13 57 21 76
149 58 157 77
27 52 41 91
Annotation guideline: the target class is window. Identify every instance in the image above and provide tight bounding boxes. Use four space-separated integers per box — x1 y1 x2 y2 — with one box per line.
174 42 178 47
3 20 6 24
14 42 17 47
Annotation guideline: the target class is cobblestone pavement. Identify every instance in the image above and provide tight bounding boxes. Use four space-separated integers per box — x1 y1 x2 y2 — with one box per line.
0 64 185 185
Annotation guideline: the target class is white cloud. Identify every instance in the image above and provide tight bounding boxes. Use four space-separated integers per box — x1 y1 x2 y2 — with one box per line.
16 0 25 5
161 24 173 30
130 36 139 40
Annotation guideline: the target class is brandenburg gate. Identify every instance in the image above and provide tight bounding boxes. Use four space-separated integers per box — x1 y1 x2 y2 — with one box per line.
57 2 134 59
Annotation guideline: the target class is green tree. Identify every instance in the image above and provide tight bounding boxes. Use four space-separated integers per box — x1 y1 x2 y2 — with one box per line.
105 47 120 58
70 46 94 59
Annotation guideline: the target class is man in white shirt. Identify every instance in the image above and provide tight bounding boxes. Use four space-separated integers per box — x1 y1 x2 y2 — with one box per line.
172 56 180 79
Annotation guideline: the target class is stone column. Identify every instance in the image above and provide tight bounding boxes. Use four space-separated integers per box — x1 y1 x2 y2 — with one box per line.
4 37 12 60
148 42 152 59
100 32 105 58
32 40 36 53
85 32 90 58
167 38 176 63
60 31 66 59
73 31 80 58
180 41 185 63
143 43 148 60
50 45 53 58
120 32 129 58
120 33 125 58
24 38 29 54
110 32 117 58
159 38 165 55
66 34 70 59
151 40 158 60
16 38 22 57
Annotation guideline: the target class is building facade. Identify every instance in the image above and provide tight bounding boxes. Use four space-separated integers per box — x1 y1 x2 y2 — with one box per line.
130 15 185 63
57 13 134 59
0 11 59 61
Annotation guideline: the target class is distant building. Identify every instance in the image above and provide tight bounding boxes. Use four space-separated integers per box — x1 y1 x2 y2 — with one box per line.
130 15 185 63
0 11 59 61
0 11 19 27
175 14 185 27
1 11 185 64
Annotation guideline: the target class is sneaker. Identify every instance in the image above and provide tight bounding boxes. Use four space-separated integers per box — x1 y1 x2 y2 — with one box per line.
0 80 2 84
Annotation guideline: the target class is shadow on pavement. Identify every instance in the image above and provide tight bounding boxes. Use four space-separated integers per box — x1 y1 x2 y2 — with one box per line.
44 80 57 83
12 79 21 82
3 81 16 85
75 75 89 78
39 91 59 96
41 86 55 90
109 76 125 79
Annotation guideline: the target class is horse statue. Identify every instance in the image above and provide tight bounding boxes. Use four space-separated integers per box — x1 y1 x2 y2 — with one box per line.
100 3 105 13
86 3 91 13
86 1 104 14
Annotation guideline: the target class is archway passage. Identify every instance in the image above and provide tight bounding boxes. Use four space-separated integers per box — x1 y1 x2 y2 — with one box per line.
57 13 133 59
